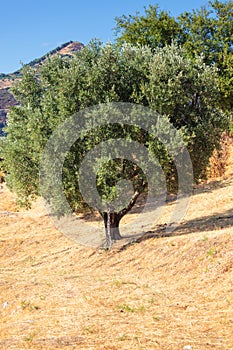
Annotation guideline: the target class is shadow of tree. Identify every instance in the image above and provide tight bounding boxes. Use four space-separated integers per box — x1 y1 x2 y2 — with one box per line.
166 208 232 235
118 207 233 250
193 177 233 196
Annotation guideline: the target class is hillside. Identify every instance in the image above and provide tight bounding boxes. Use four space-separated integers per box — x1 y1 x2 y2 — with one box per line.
0 41 84 133
0 143 232 349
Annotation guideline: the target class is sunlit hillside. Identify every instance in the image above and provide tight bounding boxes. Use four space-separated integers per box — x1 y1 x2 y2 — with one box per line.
0 142 232 349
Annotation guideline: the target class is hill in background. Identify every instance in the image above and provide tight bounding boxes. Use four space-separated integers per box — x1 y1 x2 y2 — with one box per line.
0 41 84 134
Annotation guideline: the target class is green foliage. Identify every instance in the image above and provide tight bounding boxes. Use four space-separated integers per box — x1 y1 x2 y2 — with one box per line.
178 0 233 114
229 119 233 134
1 42 227 214
115 1 233 116
117 303 145 313
115 5 181 49
134 44 227 181
207 246 217 257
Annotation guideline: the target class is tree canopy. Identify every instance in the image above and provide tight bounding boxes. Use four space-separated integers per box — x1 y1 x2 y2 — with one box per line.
115 1 233 117
1 42 227 245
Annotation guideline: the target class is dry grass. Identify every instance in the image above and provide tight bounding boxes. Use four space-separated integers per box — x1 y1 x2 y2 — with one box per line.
207 134 233 179
0 145 233 350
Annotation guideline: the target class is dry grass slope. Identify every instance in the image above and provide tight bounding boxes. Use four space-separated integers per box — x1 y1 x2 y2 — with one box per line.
0 144 233 349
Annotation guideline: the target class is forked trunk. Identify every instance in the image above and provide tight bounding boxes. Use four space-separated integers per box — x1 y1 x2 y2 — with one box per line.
103 210 122 244
102 190 142 248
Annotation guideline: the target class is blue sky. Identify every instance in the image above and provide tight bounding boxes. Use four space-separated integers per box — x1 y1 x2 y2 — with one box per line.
1 0 208 74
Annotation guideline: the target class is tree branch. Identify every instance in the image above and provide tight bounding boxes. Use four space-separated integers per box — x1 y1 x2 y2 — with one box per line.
118 190 141 220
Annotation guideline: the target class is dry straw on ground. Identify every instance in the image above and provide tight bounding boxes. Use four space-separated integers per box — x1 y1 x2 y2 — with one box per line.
0 143 232 349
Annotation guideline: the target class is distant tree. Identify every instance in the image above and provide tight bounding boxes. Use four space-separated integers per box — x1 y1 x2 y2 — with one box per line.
115 4 181 49
1 42 227 244
115 1 233 117
178 0 233 114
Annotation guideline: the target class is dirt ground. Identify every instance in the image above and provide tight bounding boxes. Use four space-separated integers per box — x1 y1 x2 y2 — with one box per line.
0 144 233 350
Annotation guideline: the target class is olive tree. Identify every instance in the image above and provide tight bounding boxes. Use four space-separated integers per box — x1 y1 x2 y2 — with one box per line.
1 42 227 244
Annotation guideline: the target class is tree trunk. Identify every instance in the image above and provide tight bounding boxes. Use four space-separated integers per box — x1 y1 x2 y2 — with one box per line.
103 210 122 243
102 190 143 247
